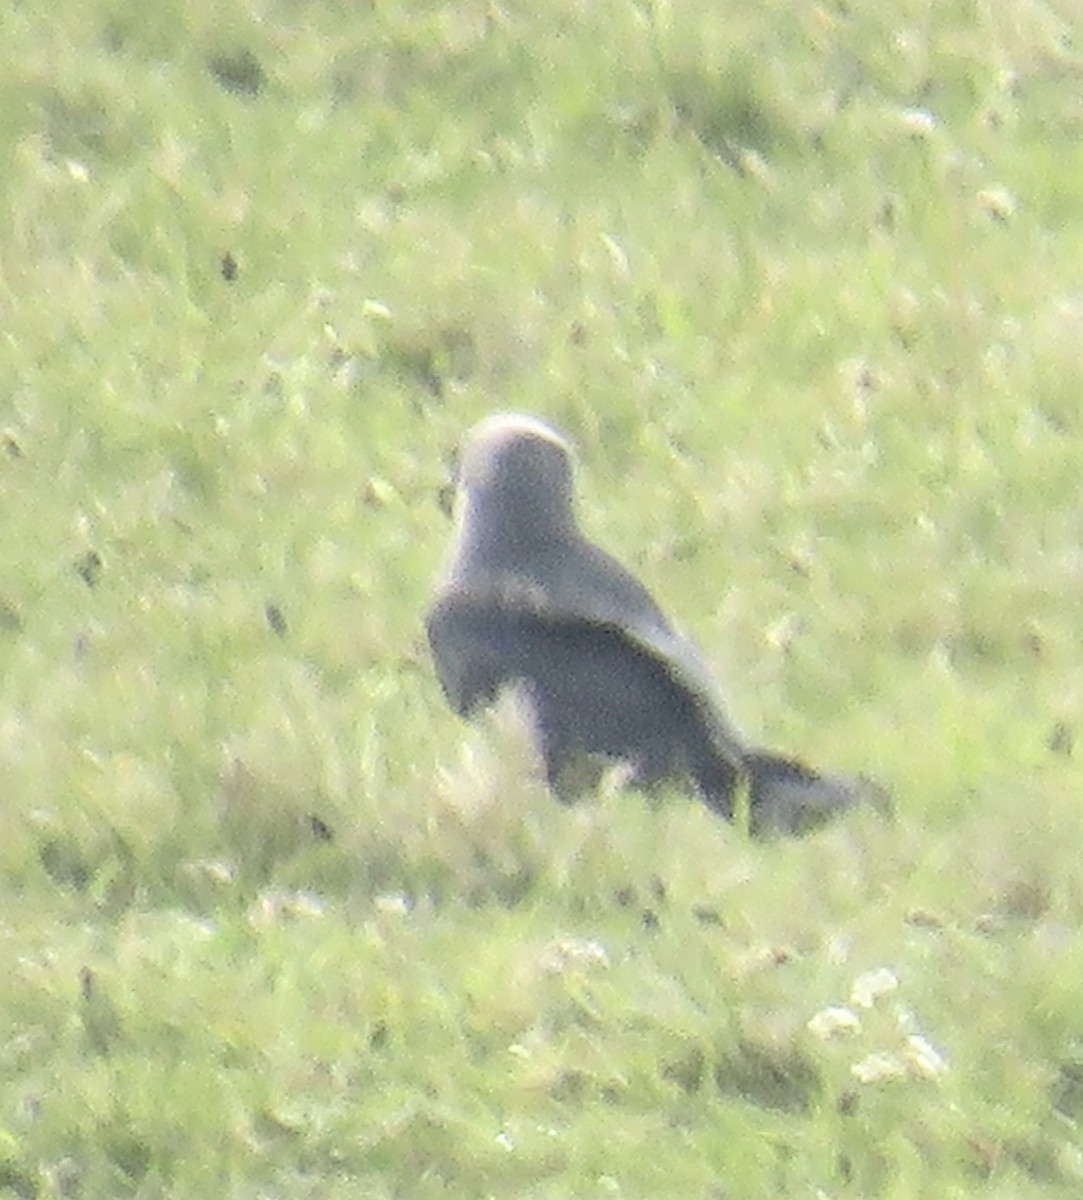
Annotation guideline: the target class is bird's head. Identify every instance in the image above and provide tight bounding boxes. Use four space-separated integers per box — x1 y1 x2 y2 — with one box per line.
452 413 578 552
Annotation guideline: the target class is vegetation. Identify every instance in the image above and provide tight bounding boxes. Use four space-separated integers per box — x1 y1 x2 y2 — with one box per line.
3 0 1083 1194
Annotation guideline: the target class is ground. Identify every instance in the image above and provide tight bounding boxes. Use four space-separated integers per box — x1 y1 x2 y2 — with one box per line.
2 0 1083 1196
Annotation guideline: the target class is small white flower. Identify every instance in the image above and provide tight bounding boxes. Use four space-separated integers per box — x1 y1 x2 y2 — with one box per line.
893 1003 918 1034
599 233 630 278
905 1034 949 1079
538 937 609 974
826 934 852 965
183 858 236 884
807 1006 862 1040
977 187 1017 222
851 1052 907 1084
850 967 900 1008
248 889 326 925
898 108 938 135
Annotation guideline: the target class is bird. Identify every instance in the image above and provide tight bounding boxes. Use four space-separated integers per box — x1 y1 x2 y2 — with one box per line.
425 412 881 836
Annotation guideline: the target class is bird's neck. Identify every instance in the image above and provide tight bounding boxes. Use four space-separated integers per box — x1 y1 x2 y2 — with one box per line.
453 491 572 577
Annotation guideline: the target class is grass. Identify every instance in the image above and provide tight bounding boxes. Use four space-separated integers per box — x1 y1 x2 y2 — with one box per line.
3 0 1083 1194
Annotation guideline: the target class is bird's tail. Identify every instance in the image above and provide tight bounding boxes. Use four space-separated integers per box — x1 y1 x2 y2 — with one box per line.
743 750 891 837
692 746 889 837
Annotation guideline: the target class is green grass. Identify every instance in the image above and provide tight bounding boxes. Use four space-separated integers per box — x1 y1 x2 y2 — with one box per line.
3 0 1083 1194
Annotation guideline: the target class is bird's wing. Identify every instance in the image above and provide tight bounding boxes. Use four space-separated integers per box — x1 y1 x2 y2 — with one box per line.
434 544 748 771
545 541 748 765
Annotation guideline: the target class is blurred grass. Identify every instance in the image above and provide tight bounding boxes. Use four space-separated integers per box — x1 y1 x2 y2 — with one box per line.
3 0 1083 1195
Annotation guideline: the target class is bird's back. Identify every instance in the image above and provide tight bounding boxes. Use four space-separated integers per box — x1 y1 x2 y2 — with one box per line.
438 520 747 752
426 587 740 804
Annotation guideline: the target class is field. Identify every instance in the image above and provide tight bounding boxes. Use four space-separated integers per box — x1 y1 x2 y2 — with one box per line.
3 0 1083 1195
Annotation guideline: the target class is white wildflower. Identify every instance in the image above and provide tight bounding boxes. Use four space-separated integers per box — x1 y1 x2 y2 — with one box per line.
850 967 899 1008
374 893 413 916
851 1052 907 1084
183 858 236 885
807 1006 862 1040
893 1003 918 1034
248 889 326 925
898 108 938 135
826 934 852 965
977 187 1017 222
538 937 609 974
905 1034 949 1079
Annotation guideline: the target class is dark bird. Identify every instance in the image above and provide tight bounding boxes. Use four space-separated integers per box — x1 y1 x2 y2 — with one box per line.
426 413 881 836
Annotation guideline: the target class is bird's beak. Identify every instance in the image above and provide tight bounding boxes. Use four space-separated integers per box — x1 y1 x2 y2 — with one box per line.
437 447 461 518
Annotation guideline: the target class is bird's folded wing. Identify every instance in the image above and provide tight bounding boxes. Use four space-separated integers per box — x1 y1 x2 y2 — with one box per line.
430 569 747 772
